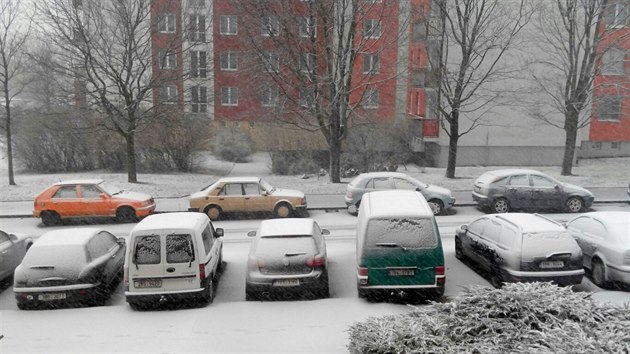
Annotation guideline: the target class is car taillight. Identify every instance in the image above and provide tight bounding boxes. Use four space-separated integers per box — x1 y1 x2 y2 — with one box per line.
307 255 325 267
301 197 306 205
123 267 129 291
257 258 266 269
199 263 206 281
435 266 445 276
358 267 368 276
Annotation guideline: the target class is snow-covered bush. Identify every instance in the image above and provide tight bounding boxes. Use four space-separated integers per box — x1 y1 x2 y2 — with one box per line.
347 282 630 354
212 126 254 162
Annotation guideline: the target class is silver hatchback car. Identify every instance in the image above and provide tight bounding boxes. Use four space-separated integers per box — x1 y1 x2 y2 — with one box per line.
455 213 584 288
245 218 329 300
344 172 455 215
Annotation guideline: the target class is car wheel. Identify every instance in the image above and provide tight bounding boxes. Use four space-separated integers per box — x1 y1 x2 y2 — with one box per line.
489 268 504 288
205 205 221 221
245 285 258 301
274 203 293 218
201 279 214 304
566 197 584 213
428 199 444 216
591 260 608 289
116 207 138 223
455 238 465 261
491 198 510 213
128 301 147 311
16 300 30 310
41 211 61 226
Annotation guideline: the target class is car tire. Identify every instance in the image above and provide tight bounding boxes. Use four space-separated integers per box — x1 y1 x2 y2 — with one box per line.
205 205 221 221
455 238 465 261
491 198 510 213
16 300 30 310
245 286 258 301
317 272 330 299
128 301 147 311
591 259 608 289
201 279 214 304
489 267 504 288
566 196 584 213
116 207 138 223
41 211 61 226
274 203 293 218
428 199 444 216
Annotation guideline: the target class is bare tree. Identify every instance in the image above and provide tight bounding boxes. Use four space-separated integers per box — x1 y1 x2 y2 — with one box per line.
35 0 190 182
233 0 407 183
0 0 31 185
530 0 622 175
435 0 532 178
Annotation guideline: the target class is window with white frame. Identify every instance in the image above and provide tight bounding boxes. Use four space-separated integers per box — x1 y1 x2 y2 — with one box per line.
299 17 316 37
220 52 238 71
190 50 207 78
191 85 208 113
189 15 206 42
221 87 238 106
605 2 629 28
299 88 315 108
160 85 177 103
220 15 238 35
159 50 176 70
262 52 279 72
300 53 315 74
362 88 378 108
598 96 622 121
261 86 279 106
261 16 279 37
158 13 176 33
363 53 379 74
364 19 381 39
602 47 626 75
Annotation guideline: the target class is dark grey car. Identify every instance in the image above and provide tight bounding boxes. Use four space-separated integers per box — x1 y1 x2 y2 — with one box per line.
472 169 594 213
0 230 33 282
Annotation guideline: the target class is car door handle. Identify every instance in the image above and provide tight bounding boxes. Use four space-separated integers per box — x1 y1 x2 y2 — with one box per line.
166 267 176 273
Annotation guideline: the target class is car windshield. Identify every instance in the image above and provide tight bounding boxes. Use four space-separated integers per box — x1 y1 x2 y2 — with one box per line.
259 179 276 193
99 182 122 195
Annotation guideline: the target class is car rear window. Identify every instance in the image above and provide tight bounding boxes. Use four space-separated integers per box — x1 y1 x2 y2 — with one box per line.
23 245 87 266
256 236 317 256
134 235 161 265
366 218 438 249
166 234 195 263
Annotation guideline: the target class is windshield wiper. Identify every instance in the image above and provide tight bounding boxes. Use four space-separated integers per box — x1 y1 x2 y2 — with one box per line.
285 252 307 257
375 242 408 251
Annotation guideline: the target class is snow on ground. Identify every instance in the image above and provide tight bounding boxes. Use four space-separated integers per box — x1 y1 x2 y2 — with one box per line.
0 152 628 201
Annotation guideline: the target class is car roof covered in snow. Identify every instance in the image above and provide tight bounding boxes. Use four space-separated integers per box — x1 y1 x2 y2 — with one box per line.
579 211 630 236
356 172 414 180
132 212 208 233
363 190 432 218
489 213 565 233
53 179 104 186
35 228 102 247
258 218 316 237
216 177 262 184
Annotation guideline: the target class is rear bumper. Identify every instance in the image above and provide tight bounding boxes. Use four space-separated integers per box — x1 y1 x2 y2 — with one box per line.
472 191 491 207
14 283 100 307
125 287 204 303
504 269 584 286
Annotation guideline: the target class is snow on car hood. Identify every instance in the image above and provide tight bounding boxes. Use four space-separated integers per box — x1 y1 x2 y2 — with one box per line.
189 190 208 200
562 183 593 197
271 188 305 198
114 191 152 202
424 185 452 197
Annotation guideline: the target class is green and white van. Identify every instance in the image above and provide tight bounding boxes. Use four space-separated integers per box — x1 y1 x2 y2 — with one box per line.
356 190 445 300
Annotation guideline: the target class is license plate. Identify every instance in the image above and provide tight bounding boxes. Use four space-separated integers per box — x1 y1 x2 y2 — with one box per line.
388 269 415 276
540 261 564 269
134 279 162 288
38 293 66 301
273 279 300 287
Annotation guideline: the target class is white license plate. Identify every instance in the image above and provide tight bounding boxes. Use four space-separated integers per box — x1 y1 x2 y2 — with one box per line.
38 293 66 301
540 261 564 269
388 269 415 276
134 279 162 288
273 279 300 287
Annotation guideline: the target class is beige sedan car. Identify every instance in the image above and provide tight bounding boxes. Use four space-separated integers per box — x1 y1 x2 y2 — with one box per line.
188 177 307 220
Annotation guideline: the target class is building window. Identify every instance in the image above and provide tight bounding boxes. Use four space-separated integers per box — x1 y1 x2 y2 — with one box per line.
611 141 620 149
592 142 602 149
221 87 238 106
220 15 238 35
412 20 427 42
190 51 207 78
262 52 279 73
220 51 238 71
364 19 381 39
300 53 316 74
160 85 177 104
158 13 176 33
363 53 379 74
362 88 379 108
159 50 176 70
605 2 629 29
188 15 206 42
411 70 425 88
261 16 279 37
300 17 316 38
261 86 279 106
602 47 626 75
191 85 208 113
300 88 315 108
598 96 622 121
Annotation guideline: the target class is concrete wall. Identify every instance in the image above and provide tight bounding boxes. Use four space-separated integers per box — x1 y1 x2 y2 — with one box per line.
432 145 565 167
578 141 630 158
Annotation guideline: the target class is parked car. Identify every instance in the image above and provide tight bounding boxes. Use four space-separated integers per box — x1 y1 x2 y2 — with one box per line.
124 212 224 310
33 179 156 226
565 212 630 289
472 169 594 213
344 172 455 215
188 177 307 220
245 218 329 300
455 213 584 288
13 228 125 309
0 230 33 282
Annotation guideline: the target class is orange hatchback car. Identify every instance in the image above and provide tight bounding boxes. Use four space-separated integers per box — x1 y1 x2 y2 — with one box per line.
33 179 156 226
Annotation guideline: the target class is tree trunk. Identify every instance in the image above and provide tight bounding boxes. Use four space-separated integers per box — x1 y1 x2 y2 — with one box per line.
561 109 579 176
3 84 15 185
125 133 138 183
329 137 341 183
445 112 459 178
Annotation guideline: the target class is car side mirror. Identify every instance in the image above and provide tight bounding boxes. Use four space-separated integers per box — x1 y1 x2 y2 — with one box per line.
554 184 560 189
117 238 125 245
460 224 468 232
215 228 224 237
415 187 421 192
9 234 17 242
261 190 269 196
247 230 256 237
99 193 108 199
321 229 330 236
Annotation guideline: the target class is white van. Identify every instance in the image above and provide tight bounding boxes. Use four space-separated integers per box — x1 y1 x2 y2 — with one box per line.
356 190 445 301
124 212 224 309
